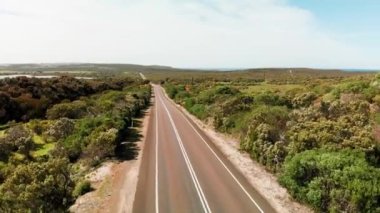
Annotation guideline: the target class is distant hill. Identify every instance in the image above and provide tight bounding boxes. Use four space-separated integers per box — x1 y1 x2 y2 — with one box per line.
0 63 376 82
0 63 174 73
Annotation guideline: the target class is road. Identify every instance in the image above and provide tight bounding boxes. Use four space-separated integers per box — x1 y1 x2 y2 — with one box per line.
133 85 276 213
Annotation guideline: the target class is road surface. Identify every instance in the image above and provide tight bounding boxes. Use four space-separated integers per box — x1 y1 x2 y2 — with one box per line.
133 85 276 213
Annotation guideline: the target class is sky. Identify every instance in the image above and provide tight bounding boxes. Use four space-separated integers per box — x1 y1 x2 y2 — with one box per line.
0 0 379 69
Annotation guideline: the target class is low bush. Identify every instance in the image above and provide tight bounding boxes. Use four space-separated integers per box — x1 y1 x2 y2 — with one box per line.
279 149 380 212
73 180 92 198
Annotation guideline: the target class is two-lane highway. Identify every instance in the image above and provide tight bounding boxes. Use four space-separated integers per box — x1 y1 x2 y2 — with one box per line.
133 85 276 213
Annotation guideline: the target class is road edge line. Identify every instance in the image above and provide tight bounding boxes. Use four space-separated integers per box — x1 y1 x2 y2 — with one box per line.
159 95 212 213
155 89 159 213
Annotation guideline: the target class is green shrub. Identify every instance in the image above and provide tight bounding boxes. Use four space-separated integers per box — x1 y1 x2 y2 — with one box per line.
184 98 195 110
46 118 75 140
73 180 92 197
47 100 88 119
189 104 207 119
255 92 288 106
292 92 317 108
175 90 190 100
0 158 74 211
197 86 240 104
84 128 118 166
279 149 380 212
165 84 178 99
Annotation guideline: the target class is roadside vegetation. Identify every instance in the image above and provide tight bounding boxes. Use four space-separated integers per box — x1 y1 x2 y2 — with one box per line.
0 76 150 211
163 72 380 212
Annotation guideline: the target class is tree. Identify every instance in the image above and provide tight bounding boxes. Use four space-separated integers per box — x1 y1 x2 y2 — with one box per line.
0 158 74 212
5 125 34 158
83 128 118 166
0 138 12 161
47 118 75 140
46 100 88 119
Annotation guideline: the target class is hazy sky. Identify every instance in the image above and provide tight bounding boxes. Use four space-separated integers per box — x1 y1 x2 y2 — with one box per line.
0 0 379 69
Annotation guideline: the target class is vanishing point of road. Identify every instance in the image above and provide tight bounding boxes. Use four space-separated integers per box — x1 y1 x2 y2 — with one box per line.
133 85 276 213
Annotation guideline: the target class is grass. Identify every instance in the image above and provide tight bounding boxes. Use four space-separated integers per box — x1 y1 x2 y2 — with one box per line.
0 130 5 138
31 143 55 157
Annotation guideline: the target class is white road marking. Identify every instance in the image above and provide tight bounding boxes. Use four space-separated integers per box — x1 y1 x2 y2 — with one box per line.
158 93 212 213
155 88 159 213
161 87 265 213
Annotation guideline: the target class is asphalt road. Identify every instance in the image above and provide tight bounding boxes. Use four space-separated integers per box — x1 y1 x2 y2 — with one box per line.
133 85 276 213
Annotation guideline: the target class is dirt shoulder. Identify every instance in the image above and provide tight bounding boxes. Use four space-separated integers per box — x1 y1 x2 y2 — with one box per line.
162 89 312 213
70 106 152 213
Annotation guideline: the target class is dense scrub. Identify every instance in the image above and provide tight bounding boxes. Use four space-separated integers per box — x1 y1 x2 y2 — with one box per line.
0 78 151 211
164 74 380 212
0 76 135 124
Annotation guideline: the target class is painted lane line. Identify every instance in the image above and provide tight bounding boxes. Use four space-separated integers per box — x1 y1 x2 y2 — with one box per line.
159 95 212 213
155 88 159 213
161 88 265 213
159 95 211 213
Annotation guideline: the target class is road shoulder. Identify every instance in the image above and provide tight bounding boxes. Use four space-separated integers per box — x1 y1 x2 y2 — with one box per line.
69 105 152 213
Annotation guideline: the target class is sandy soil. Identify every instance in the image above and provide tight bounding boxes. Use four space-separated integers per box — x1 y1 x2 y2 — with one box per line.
70 106 152 213
165 94 313 213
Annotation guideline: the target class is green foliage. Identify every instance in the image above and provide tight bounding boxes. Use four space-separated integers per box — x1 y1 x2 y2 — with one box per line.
167 74 380 212
240 106 289 171
188 104 207 119
0 78 151 211
0 158 74 212
46 118 75 140
375 113 380 125
47 100 88 119
73 180 92 198
255 91 289 106
31 143 55 158
292 92 317 108
197 86 240 104
83 128 118 166
287 100 374 156
279 149 380 212
0 125 34 160
0 76 134 124
184 98 195 110
373 95 380 106
165 84 179 99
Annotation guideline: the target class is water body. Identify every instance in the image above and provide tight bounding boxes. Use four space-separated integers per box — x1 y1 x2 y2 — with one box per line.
0 74 93 79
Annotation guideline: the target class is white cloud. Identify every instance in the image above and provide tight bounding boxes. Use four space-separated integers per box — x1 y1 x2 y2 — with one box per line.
0 0 377 68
